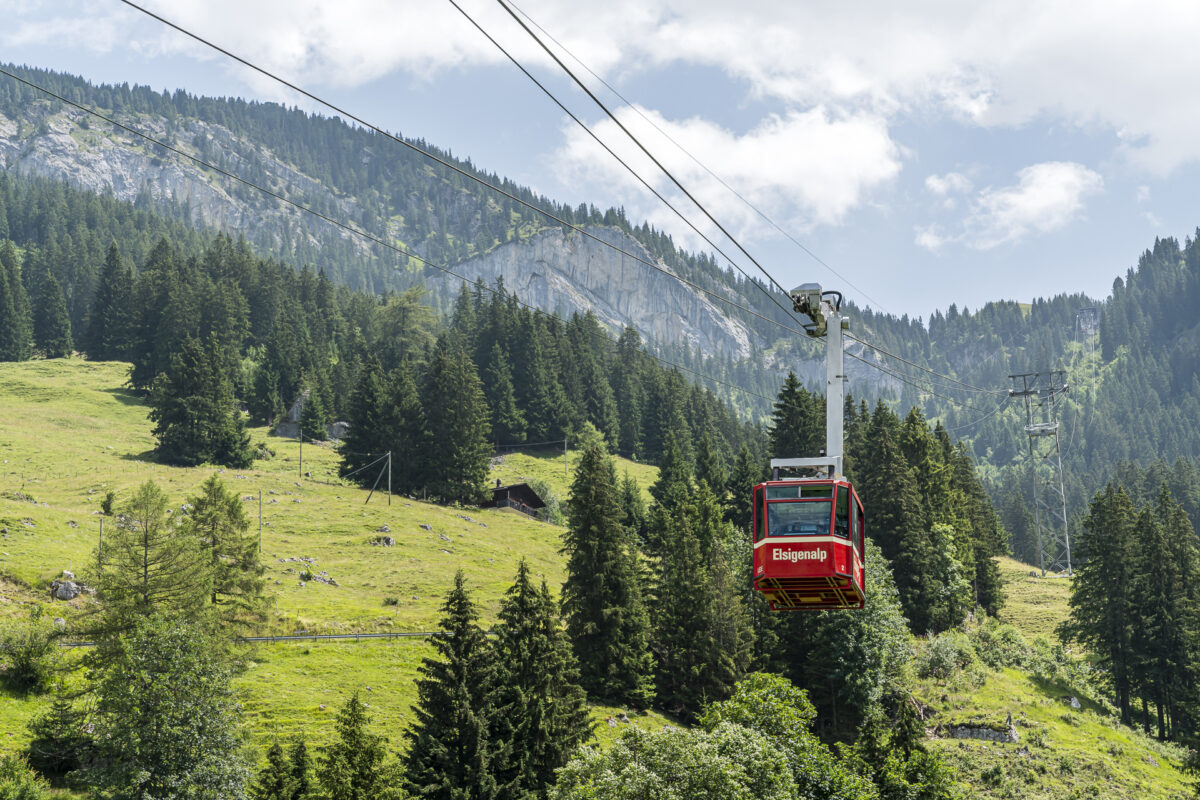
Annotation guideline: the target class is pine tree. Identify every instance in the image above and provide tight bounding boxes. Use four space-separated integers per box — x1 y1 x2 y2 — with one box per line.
404 571 500 800
184 474 266 624
562 443 655 707
149 334 254 468
33 272 72 358
493 561 591 799
421 336 491 504
618 472 647 547
317 693 389 800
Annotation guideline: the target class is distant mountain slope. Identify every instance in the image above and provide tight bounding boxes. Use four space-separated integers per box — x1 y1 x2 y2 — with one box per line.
0 64 787 358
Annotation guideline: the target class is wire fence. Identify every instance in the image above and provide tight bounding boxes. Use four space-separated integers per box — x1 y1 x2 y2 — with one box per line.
60 630 448 648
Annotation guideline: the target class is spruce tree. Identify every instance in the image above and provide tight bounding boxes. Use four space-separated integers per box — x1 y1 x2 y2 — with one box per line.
562 443 655 707
149 334 254 468
86 242 135 361
184 474 266 623
768 372 819 459
726 443 765 530
421 336 491 504
0 242 21 361
1059 483 1138 724
388 360 426 495
484 343 526 445
651 483 753 721
33 272 72 358
339 357 393 485
404 571 500 800
290 739 313 800
299 386 328 441
317 693 389 800
252 741 294 800
493 561 591 799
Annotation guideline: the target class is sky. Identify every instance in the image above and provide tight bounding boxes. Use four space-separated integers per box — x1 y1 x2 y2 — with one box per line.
6 0 1200 320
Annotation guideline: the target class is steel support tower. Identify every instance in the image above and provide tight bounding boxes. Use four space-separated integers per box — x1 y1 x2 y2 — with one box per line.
1009 371 1072 576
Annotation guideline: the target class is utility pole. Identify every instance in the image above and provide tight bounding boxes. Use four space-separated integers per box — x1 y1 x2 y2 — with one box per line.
387 451 392 506
298 425 303 478
258 489 263 552
1009 371 1072 576
98 517 103 565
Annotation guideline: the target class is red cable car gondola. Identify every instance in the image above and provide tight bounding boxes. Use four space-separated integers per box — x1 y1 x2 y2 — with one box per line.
751 282 865 610
752 467 865 610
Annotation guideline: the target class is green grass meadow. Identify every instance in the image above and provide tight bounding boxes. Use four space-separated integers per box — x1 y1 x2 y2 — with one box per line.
0 358 1194 798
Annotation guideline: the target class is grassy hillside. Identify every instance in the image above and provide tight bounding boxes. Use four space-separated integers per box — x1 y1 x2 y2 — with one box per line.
1 358 1194 798
0 358 669 752
912 557 1191 798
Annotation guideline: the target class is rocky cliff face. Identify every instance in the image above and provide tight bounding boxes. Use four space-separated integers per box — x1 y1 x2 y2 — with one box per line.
0 101 766 358
437 227 759 358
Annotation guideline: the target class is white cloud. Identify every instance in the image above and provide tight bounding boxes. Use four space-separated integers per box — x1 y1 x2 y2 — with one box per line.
960 162 1103 249
925 172 972 196
13 1 1200 174
552 105 901 244
1136 185 1151 204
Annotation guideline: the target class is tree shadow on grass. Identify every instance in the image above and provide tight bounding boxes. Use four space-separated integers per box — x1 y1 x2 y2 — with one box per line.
102 387 147 408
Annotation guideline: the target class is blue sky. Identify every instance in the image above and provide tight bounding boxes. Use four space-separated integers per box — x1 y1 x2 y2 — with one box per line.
6 0 1200 320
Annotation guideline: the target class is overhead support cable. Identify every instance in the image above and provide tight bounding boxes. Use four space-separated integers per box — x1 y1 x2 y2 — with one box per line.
445 0 802 325
486 0 798 304
845 332 1007 396
115 0 806 338
0 66 770 404
503 0 891 314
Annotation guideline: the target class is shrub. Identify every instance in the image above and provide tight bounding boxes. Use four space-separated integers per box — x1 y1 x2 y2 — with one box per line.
917 630 976 680
0 753 52 799
0 611 58 694
972 619 1030 669
383 597 399 606
100 490 116 516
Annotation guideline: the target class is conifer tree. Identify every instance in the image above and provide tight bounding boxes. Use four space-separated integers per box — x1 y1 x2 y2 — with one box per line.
484 343 526 445
317 693 390 800
289 739 313 800
421 336 491 504
1060 483 1138 724
726 443 764 530
651 483 753 721
299 386 328 441
86 242 135 361
94 481 210 639
33 273 72 358
405 571 500 800
339 357 392 485
695 431 728 498
184 474 266 623
857 402 930 631
618 472 648 547
562 443 655 707
252 741 294 800
493 561 591 799
0 241 25 361
149 334 254 468
768 372 819 459
388 360 427 495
